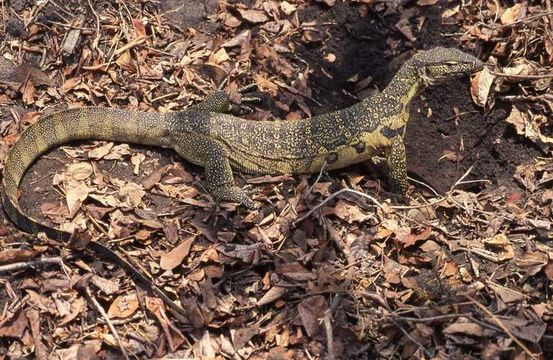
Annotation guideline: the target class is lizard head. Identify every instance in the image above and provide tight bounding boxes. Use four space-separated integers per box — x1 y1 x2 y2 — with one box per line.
408 47 484 85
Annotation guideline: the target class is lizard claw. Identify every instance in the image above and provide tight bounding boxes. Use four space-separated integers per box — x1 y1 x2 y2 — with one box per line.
237 83 258 94
232 83 262 114
209 185 257 209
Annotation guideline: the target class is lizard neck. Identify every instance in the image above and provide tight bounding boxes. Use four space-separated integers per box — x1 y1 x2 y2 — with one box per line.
382 64 424 109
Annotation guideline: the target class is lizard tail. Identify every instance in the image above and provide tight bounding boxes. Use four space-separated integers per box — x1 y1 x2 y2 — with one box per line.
1 107 168 238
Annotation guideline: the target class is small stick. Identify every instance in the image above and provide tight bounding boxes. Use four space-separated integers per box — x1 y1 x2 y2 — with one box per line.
389 318 431 358
490 71 553 79
323 296 341 360
296 188 386 223
0 255 80 274
465 295 539 359
114 36 147 56
79 281 130 360
305 161 327 197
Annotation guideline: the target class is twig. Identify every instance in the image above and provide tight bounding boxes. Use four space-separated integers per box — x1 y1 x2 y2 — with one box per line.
87 0 101 50
407 176 441 197
390 165 476 210
500 94 553 102
389 318 431 358
547 0 553 32
323 296 341 360
490 71 553 79
0 255 80 274
387 313 471 323
304 161 327 197
479 10 553 30
114 36 147 56
465 296 540 359
296 188 385 223
79 279 130 360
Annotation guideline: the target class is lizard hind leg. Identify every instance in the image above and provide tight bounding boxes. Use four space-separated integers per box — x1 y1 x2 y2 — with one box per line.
174 137 255 209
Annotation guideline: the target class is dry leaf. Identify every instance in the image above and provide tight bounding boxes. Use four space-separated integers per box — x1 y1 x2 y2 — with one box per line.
545 261 553 281
417 0 439 5
506 107 553 150
470 67 494 107
66 183 91 217
444 320 484 337
325 200 373 223
439 150 464 162
67 162 93 180
442 5 460 19
108 293 139 319
280 1 296 15
131 153 145 175
237 9 269 24
160 237 194 270
88 142 114 160
104 144 131 160
500 4 522 25
117 182 146 208
0 310 27 338
116 51 136 72
483 234 514 261
298 295 327 338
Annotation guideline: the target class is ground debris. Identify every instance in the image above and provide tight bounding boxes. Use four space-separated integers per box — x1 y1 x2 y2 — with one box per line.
0 0 551 359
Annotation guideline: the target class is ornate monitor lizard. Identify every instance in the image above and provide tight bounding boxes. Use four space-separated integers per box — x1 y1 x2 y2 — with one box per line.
1 47 483 317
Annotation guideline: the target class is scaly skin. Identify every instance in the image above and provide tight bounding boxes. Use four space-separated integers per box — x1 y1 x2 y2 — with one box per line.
2 47 483 242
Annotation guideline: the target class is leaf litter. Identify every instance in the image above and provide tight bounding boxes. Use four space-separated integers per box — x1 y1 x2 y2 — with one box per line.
0 0 551 359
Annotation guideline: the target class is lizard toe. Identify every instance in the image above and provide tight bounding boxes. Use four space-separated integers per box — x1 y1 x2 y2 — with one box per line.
209 185 256 209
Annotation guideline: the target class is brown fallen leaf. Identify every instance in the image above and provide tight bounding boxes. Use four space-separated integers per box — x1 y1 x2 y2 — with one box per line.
280 1 296 15
417 0 439 5
500 4 522 25
275 262 316 282
0 310 27 338
400 227 432 248
324 199 373 223
483 234 514 261
257 281 288 306
443 319 484 337
470 67 494 108
117 182 146 208
21 79 35 105
67 162 93 180
160 236 195 271
108 293 139 319
145 297 186 352
104 144 131 160
65 182 92 218
544 261 553 281
59 297 86 326
298 295 327 338
232 325 260 350
87 142 114 160
237 9 269 24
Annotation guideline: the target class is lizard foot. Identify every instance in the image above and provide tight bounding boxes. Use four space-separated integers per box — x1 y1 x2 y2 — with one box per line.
210 185 257 209
231 83 262 115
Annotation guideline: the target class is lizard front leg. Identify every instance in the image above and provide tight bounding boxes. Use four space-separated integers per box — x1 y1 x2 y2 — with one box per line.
386 136 409 195
174 136 255 208
188 91 233 113
188 85 260 114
